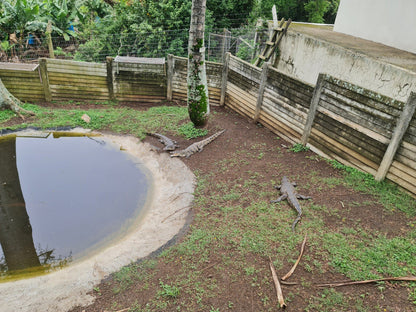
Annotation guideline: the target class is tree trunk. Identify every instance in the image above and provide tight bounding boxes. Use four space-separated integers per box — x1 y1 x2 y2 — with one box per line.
0 78 35 118
187 0 210 127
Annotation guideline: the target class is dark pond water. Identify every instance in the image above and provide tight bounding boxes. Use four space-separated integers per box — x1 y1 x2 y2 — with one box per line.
0 132 149 279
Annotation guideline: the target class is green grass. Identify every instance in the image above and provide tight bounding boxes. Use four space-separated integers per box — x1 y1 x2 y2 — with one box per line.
327 160 416 216
1 103 189 139
178 122 208 139
290 143 310 152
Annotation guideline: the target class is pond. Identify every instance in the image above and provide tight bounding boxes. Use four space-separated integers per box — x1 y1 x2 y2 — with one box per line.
0 131 149 280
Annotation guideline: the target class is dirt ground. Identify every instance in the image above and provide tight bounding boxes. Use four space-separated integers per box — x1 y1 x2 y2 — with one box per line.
4 102 415 311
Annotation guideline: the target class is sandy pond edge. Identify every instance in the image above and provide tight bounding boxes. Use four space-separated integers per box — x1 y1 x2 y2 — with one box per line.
0 130 195 312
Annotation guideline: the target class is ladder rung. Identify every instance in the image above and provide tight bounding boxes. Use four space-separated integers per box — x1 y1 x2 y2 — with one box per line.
274 27 283 32
258 55 266 60
266 41 274 46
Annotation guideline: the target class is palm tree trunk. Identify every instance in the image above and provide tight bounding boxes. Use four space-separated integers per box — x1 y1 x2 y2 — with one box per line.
187 0 209 127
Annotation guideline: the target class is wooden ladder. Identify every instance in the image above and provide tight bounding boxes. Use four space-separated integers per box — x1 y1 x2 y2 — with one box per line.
254 18 292 67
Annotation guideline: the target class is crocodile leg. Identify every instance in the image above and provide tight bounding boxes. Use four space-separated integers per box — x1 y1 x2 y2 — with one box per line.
270 194 287 203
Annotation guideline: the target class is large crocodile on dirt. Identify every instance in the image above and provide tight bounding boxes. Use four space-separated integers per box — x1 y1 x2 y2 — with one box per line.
271 176 311 232
146 132 179 151
170 129 226 158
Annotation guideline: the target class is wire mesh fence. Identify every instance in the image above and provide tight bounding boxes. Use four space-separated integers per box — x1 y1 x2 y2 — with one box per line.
0 27 270 64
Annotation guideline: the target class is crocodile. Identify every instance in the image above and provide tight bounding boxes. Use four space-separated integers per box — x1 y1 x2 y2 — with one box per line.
270 176 311 232
170 129 226 158
146 132 178 151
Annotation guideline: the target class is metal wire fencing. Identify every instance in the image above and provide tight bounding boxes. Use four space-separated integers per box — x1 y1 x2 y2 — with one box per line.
0 27 268 63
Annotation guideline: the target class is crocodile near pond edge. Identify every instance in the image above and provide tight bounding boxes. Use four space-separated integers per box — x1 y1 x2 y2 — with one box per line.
271 176 311 232
170 129 226 158
146 132 179 151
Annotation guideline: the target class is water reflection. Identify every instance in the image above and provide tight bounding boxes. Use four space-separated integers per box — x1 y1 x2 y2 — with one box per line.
0 133 148 279
0 137 41 272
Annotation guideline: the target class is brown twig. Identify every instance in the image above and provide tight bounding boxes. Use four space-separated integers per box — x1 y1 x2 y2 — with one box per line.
281 233 307 281
161 205 191 223
316 276 416 287
269 257 287 309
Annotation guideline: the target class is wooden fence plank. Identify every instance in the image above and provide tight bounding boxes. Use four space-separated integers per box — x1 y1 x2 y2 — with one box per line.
375 92 416 181
301 73 325 145
220 52 230 106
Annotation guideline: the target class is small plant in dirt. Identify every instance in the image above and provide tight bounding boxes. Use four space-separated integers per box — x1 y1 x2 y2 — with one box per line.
158 281 180 299
178 122 208 139
290 143 310 152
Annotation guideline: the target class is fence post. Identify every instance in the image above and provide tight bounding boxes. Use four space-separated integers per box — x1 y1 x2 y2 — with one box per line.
221 29 231 63
375 92 416 181
39 58 52 102
167 54 174 101
45 21 55 59
106 57 115 101
301 73 325 145
220 52 231 106
253 62 269 122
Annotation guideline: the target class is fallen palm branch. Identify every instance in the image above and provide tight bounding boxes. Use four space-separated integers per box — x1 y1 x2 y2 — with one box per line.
281 233 307 281
316 276 416 288
269 257 287 309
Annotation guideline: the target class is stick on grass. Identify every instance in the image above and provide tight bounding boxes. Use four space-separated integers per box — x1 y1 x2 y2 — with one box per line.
281 233 307 281
316 276 416 287
269 257 287 309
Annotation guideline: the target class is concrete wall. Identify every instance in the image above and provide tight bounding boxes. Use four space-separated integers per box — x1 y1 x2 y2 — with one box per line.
334 0 416 54
276 30 416 102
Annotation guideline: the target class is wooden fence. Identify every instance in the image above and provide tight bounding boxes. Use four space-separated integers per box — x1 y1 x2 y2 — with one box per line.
1 55 415 197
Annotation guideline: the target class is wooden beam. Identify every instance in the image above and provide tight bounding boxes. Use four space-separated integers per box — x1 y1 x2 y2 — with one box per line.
106 56 115 101
220 52 231 106
375 92 416 181
301 73 325 145
253 62 269 122
39 58 51 102
167 54 174 101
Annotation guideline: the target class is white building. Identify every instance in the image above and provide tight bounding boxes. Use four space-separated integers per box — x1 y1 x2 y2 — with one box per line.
334 0 416 54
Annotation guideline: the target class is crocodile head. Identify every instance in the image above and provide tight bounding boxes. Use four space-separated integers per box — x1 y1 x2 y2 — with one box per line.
170 151 186 157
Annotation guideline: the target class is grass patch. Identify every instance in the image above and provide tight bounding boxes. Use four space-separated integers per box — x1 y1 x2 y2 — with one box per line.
290 143 310 153
178 122 208 139
1 104 189 140
327 160 416 216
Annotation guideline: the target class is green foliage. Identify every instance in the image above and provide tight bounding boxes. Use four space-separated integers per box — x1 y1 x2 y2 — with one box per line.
75 0 192 61
252 0 308 22
158 281 180 299
289 143 310 152
251 0 337 23
304 0 331 23
178 122 208 139
207 0 255 29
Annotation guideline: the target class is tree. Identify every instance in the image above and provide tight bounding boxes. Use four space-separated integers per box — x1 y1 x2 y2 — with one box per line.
187 0 209 127
0 78 35 118
304 0 330 23
207 0 255 29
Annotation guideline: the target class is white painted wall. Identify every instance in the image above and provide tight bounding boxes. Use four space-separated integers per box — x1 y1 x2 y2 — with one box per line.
334 0 416 54
276 31 416 102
